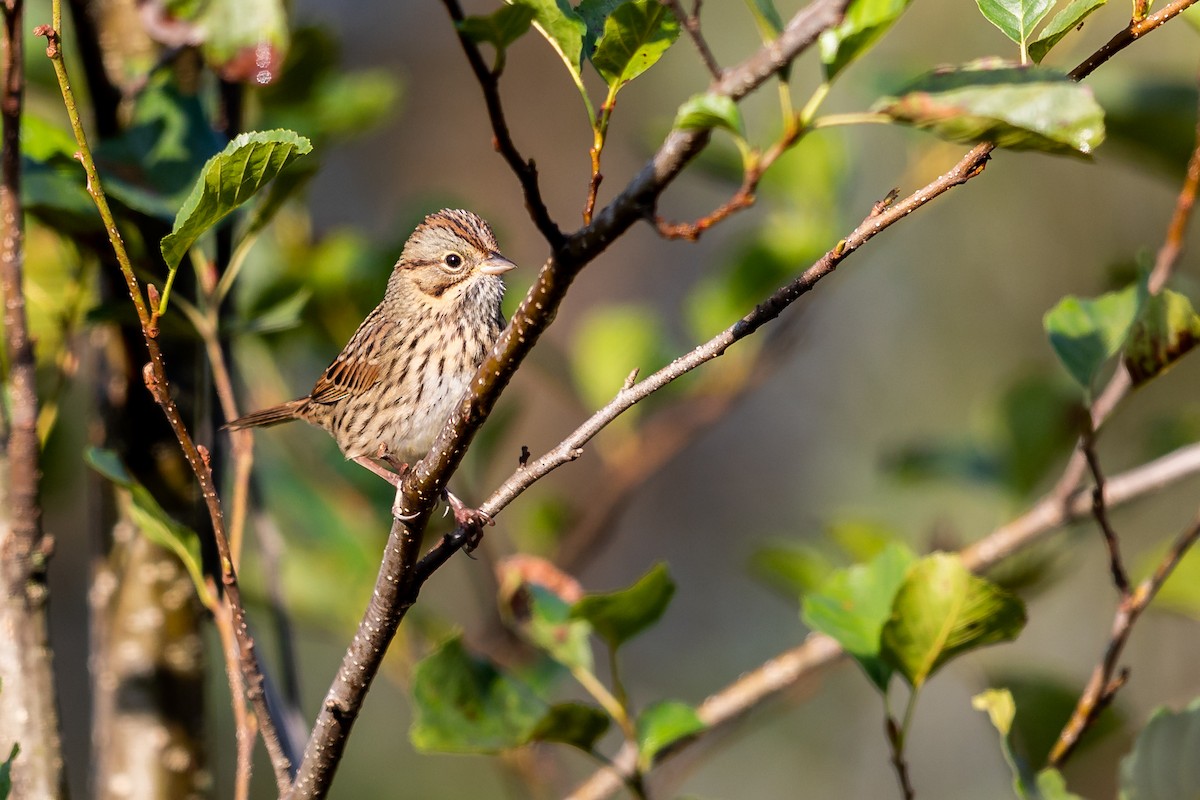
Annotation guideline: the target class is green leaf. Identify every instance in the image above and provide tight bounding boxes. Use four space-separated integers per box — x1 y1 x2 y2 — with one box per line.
973 688 1080 799
94 74 226 219
410 636 546 753
673 93 745 135
1124 289 1200 387
749 543 833 600
518 585 595 671
881 553 1026 689
577 0 625 55
802 543 916 690
22 116 100 234
976 0 1054 50
828 518 901 562
0 743 16 800
571 563 675 650
635 700 706 770
819 0 915 80
1028 0 1108 63
85 448 213 608
874 62 1105 156
514 0 588 76
974 687 1017 737
530 702 611 751
987 671 1123 773
1119 698 1200 800
458 4 536 51
160 129 313 272
590 0 680 91
1044 281 1145 391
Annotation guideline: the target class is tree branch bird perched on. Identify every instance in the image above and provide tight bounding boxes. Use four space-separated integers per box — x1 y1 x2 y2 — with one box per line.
227 209 516 525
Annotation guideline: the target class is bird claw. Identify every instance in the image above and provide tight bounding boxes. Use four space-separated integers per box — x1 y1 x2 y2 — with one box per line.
445 490 492 552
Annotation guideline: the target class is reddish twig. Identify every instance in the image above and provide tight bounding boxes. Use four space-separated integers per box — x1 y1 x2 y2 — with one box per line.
1069 0 1198 81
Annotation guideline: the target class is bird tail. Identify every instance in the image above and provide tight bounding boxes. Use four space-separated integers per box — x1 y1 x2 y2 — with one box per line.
225 399 308 430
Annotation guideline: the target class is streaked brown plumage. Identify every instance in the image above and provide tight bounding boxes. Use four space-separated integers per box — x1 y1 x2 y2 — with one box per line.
228 209 515 501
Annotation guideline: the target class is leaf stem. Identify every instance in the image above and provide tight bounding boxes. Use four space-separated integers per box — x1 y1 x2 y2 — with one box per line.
810 111 893 129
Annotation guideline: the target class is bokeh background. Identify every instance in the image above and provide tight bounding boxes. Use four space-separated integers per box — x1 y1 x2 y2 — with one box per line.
21 0 1200 797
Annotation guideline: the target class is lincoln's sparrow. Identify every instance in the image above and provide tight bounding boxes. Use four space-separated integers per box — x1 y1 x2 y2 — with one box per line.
228 209 516 522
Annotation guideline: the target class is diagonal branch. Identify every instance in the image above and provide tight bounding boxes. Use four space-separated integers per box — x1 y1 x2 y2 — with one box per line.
287 1 852 796
567 439 1200 799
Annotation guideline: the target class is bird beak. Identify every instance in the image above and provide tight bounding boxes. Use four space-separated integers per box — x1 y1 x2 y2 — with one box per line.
480 254 517 275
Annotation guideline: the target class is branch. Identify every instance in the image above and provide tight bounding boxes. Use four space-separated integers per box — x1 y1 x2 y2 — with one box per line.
567 439 1200 799
35 11 296 791
1048 507 1200 767
0 0 65 795
1046 81 1200 768
440 0 563 247
287 2 853 796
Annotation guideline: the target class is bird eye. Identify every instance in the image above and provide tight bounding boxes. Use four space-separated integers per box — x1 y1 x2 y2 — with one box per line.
443 253 464 270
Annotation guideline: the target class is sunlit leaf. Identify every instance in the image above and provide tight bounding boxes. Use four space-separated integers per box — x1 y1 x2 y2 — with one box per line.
514 0 588 77
974 689 1083 800
881 553 1026 689
874 62 1105 156
673 93 745 135
1124 289 1200 387
85 448 213 608
1120 698 1200 800
802 543 915 690
636 700 706 769
571 563 675 650
820 0 915 80
1044 281 1145 392
160 130 313 272
590 0 681 90
976 0 1054 50
1028 0 1108 63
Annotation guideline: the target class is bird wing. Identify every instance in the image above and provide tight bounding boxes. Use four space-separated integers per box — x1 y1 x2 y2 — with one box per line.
308 317 392 405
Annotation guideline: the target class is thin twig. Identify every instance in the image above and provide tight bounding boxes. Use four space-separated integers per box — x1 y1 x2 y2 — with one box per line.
1046 80 1200 768
286 2 854 796
1048 507 1200 767
35 13 296 791
1081 428 1130 595
885 714 915 800
1069 0 1198 81
662 0 723 79
441 0 563 247
210 581 256 800
567 439 1200 799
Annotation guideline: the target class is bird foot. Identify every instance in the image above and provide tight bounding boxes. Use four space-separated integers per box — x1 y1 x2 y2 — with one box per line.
445 490 492 552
